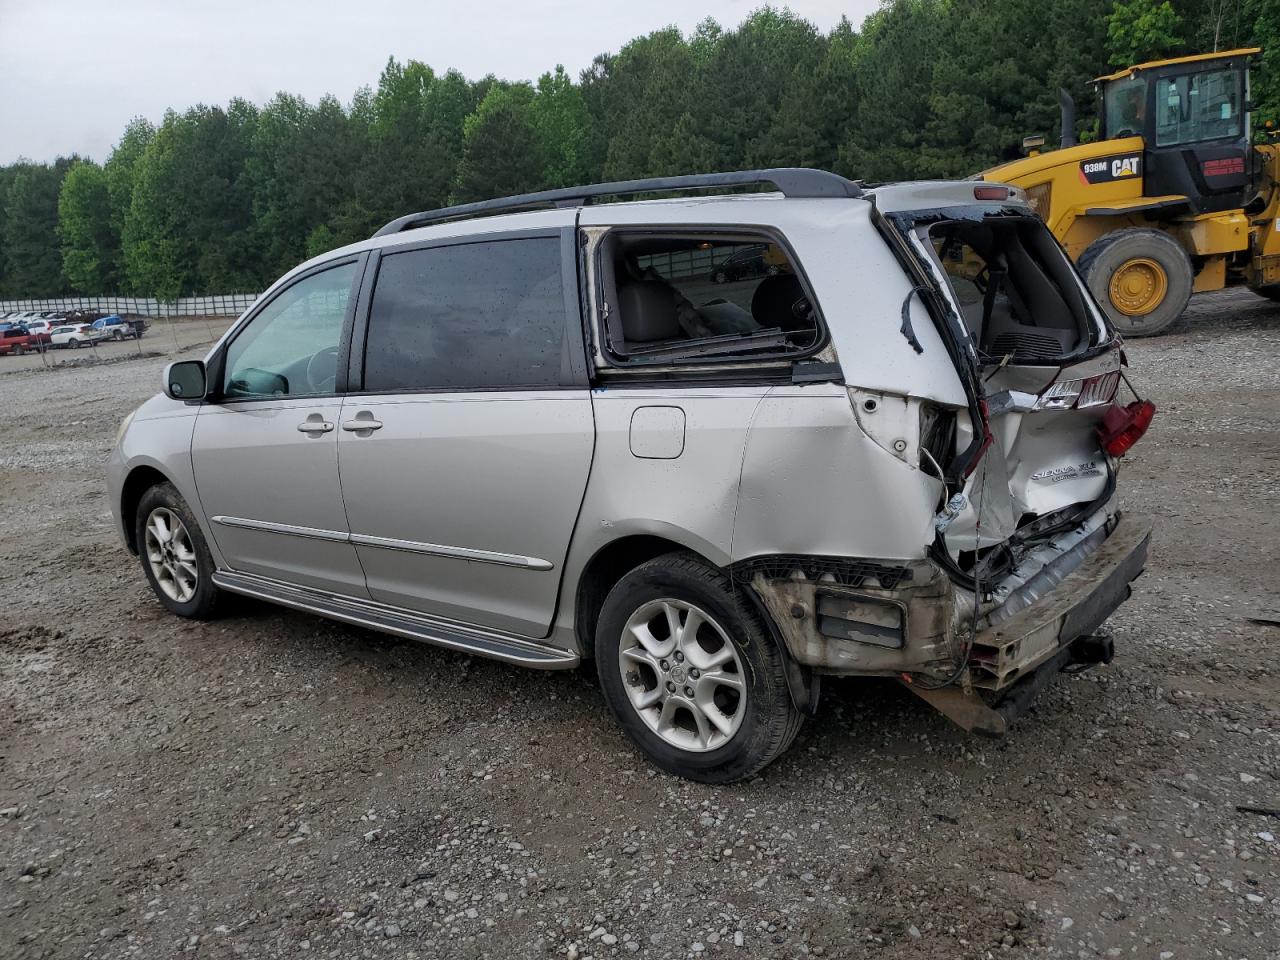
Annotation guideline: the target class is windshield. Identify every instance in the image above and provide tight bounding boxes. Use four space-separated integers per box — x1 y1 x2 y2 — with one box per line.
1103 75 1146 138
1154 68 1242 145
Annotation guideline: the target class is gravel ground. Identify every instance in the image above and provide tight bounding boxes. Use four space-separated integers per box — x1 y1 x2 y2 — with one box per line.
1 290 1277 960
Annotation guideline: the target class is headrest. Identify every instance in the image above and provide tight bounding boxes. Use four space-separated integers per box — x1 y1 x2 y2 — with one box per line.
750 274 810 331
618 280 681 342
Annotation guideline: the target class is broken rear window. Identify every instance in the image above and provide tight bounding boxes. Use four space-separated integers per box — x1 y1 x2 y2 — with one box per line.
594 232 823 365
925 217 1104 363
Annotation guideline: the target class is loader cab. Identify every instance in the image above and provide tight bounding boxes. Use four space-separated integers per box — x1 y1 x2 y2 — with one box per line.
1097 48 1257 215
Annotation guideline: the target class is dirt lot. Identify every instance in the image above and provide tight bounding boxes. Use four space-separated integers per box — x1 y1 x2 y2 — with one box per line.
1 291 1277 960
0 316 232 374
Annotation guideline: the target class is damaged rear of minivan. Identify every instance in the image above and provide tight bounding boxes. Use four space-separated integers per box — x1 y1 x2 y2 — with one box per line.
745 181 1153 736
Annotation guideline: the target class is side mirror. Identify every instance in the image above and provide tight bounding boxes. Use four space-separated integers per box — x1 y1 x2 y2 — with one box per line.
164 360 207 401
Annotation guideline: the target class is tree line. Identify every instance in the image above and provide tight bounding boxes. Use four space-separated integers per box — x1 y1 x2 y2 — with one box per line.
1 0 1276 300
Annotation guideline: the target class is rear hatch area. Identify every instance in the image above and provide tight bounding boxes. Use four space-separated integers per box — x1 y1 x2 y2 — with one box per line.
870 184 1143 644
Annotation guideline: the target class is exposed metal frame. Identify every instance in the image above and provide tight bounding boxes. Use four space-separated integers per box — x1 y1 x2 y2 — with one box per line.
372 168 865 238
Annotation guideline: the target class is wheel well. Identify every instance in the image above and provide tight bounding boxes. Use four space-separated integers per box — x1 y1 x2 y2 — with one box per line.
574 535 693 659
119 466 169 554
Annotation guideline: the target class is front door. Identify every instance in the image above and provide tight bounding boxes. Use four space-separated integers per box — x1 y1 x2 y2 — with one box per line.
192 258 368 597
1144 61 1251 214
337 233 593 637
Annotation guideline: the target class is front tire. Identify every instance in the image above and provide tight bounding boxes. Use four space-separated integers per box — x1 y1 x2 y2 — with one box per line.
1077 228 1193 337
135 483 222 619
595 553 802 783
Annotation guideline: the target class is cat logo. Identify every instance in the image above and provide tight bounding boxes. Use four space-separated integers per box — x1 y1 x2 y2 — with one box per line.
1079 153 1143 185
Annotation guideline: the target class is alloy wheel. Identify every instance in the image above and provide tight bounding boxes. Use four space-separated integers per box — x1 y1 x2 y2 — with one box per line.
618 599 747 752
144 507 199 603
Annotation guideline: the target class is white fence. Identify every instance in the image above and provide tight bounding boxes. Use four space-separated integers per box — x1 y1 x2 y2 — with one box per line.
0 293 260 318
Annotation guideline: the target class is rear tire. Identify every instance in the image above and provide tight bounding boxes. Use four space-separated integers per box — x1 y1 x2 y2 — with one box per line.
1077 228 1193 337
595 552 802 783
135 483 222 619
1257 285 1280 303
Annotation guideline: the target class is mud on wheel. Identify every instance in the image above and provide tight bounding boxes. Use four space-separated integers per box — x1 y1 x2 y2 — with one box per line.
595 552 802 783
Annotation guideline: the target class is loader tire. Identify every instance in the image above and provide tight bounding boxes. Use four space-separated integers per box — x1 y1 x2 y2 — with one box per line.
1077 228 1193 337
1257 285 1280 303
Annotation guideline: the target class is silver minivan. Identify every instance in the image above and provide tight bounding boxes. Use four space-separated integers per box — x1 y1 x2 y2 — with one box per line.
109 169 1153 782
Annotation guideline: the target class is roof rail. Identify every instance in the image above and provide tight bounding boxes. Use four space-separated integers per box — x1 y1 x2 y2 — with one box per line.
371 168 864 238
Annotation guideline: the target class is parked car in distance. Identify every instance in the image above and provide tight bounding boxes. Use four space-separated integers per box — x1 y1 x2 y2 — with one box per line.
91 314 148 341
709 243 781 283
64 309 106 324
50 323 107 348
22 318 61 337
0 326 52 355
109 168 1155 783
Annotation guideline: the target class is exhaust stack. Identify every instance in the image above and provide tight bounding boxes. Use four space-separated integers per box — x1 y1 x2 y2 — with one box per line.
1059 88 1078 147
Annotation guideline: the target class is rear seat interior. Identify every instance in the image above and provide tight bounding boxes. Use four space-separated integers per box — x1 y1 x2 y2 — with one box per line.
932 220 1092 361
598 233 819 359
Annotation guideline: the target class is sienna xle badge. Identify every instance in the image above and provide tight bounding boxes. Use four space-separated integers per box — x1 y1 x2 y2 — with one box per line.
110 169 1153 782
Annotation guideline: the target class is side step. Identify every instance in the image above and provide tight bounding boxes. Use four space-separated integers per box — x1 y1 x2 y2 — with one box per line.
211 570 580 670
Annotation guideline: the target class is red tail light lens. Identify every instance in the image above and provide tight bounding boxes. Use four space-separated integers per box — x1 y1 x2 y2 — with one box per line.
1096 400 1155 457
974 185 1010 201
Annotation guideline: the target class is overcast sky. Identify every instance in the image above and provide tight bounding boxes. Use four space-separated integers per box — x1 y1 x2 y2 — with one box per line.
0 0 879 166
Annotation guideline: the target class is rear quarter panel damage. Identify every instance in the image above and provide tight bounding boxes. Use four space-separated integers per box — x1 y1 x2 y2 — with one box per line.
732 384 944 561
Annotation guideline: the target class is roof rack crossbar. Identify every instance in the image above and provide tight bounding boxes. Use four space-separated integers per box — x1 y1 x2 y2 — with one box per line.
371 168 863 238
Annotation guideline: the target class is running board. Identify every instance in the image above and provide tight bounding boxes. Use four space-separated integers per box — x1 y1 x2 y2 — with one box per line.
211 570 580 669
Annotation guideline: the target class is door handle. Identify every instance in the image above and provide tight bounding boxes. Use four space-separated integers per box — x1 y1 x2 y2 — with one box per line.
297 419 334 434
341 415 383 433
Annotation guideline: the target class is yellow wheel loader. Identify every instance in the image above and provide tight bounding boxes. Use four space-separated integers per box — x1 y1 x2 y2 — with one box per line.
981 48 1280 336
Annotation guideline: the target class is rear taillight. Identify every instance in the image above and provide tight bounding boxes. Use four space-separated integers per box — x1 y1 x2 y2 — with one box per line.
974 185 1009 201
1096 400 1155 457
1076 370 1121 408
1034 370 1120 411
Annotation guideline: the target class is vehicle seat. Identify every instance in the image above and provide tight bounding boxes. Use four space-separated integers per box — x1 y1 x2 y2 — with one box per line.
618 279 683 345
750 274 811 332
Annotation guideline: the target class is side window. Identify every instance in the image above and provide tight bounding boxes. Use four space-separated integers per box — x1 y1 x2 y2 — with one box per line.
223 261 358 398
362 237 565 392
597 232 821 364
1155 69 1242 146
1103 74 1146 138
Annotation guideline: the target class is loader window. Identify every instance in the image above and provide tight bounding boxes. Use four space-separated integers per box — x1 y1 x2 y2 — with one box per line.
1104 75 1147 138
1154 68 1242 146
927 217 1099 362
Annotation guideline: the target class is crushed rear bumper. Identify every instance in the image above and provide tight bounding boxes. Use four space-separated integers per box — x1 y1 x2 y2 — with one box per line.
969 513 1151 690
909 513 1152 735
